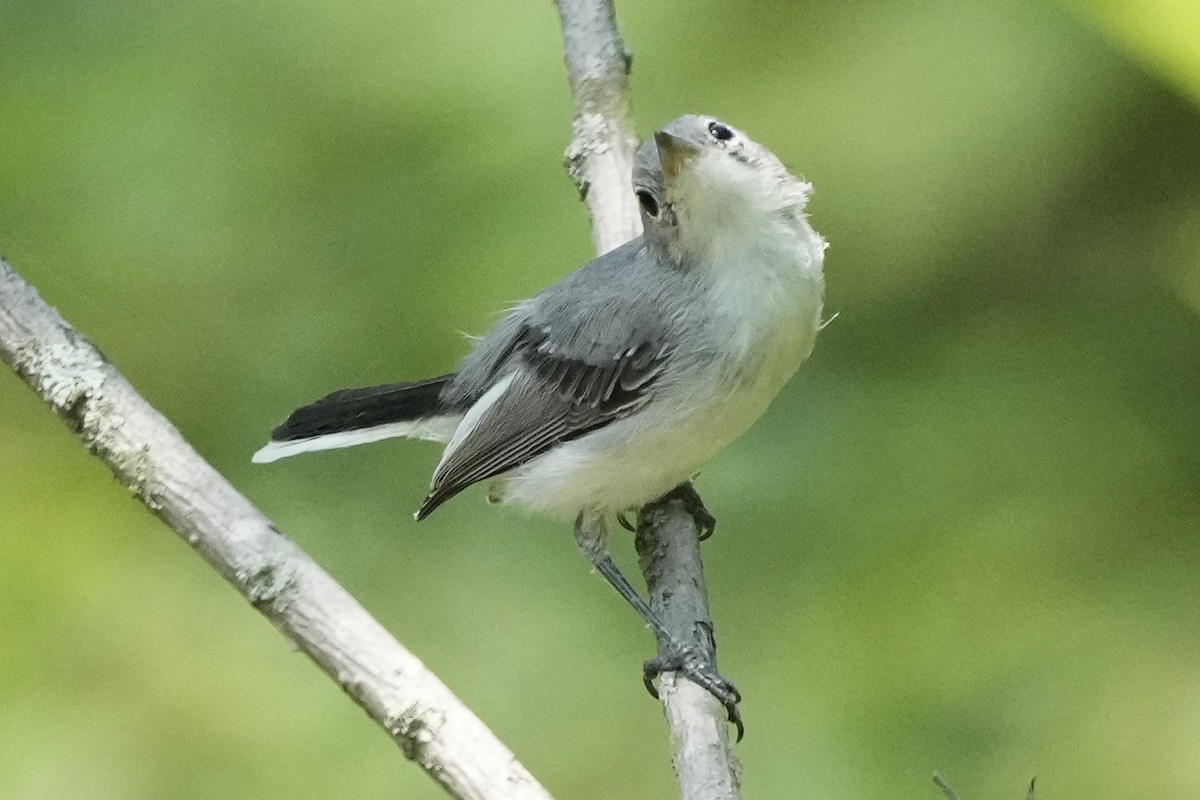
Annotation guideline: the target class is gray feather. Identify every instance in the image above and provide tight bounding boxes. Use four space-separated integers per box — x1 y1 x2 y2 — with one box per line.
420 237 703 518
442 238 703 401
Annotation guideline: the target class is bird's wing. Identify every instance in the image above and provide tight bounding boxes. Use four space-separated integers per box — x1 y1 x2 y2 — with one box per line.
416 320 669 519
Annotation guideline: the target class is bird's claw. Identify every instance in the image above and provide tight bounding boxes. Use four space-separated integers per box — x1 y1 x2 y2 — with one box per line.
666 482 717 540
642 642 744 741
616 511 637 533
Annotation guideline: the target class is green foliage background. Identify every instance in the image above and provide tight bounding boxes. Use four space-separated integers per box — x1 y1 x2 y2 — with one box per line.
3 1 1200 797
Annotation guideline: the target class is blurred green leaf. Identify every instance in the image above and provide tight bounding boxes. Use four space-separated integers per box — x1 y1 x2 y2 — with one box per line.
1068 0 1200 103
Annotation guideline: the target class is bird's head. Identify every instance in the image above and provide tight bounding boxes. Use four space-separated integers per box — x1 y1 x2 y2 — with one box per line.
633 115 813 266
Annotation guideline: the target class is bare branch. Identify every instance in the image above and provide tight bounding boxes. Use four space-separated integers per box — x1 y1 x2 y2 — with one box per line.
554 0 640 253
0 258 553 800
638 501 741 800
553 1 742 796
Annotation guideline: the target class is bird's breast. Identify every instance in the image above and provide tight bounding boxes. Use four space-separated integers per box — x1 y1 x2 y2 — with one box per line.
698 226 825 395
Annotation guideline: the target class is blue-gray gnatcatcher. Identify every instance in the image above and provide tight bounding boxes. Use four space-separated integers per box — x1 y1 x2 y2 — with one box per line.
255 115 826 735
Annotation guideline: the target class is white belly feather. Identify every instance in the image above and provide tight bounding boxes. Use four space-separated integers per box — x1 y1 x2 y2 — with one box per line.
493 238 825 519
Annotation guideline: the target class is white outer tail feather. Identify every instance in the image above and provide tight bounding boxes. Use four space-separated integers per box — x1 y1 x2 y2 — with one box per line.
431 372 515 479
251 415 461 464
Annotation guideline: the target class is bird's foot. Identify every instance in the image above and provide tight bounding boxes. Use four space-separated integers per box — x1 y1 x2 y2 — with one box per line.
663 481 717 541
643 635 743 741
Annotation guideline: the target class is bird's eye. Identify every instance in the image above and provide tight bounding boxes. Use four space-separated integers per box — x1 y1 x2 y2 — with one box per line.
636 189 660 218
707 121 734 142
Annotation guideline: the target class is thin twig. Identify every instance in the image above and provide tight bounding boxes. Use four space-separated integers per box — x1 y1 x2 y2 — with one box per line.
553 1 742 797
933 773 1038 800
0 259 553 800
934 774 962 800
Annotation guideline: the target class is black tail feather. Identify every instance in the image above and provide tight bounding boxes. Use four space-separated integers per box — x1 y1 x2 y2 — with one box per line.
270 374 456 441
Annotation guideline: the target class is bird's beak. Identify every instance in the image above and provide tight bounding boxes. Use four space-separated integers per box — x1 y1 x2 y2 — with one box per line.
655 130 701 183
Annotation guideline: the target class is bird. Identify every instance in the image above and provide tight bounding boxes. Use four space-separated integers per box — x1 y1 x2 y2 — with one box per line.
254 115 827 738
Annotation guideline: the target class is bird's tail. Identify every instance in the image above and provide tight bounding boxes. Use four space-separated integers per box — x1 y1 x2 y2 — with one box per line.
252 374 461 463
